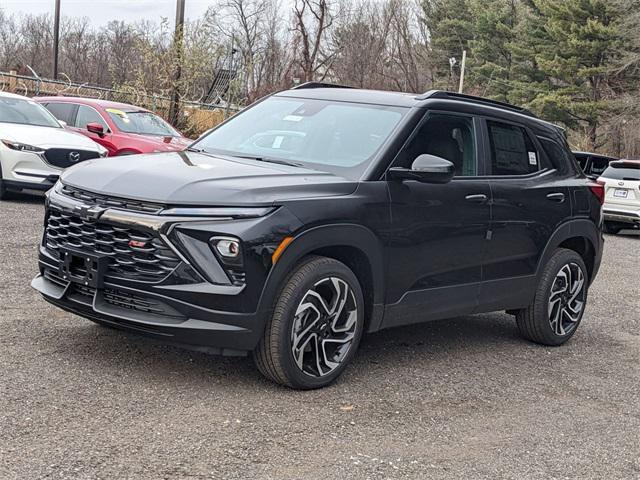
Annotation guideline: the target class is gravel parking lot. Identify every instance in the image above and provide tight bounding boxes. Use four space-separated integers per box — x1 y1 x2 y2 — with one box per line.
1 193 638 480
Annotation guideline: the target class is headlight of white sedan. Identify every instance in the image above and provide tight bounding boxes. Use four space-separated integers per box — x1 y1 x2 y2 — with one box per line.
1 139 45 154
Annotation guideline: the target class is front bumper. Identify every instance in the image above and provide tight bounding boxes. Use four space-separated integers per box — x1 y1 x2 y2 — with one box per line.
32 186 302 354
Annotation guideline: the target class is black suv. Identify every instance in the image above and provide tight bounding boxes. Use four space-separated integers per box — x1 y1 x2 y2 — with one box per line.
32 84 604 389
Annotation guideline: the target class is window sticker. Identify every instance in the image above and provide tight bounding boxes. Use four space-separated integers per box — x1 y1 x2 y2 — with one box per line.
106 108 131 123
273 136 284 148
283 115 303 122
528 151 537 165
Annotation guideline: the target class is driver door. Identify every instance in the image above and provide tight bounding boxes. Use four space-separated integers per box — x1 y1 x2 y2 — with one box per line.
383 111 491 328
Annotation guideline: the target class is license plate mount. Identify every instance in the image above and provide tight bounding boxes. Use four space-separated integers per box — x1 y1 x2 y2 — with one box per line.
613 189 628 198
59 248 108 289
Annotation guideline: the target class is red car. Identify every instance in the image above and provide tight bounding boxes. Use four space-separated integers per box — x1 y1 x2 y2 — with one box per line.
36 97 192 156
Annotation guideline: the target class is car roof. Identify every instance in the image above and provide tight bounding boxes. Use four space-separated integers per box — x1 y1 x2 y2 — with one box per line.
0 91 30 100
572 151 617 159
35 96 149 112
276 84 561 133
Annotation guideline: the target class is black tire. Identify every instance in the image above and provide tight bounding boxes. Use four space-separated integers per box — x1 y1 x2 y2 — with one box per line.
0 162 7 200
253 256 365 389
603 222 622 235
516 248 588 346
0 179 7 200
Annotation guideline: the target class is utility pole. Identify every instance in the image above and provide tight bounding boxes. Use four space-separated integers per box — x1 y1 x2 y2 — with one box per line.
168 0 186 126
53 0 61 79
458 50 467 94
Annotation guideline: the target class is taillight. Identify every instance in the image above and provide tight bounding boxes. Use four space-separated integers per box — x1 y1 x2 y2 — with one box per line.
588 179 605 204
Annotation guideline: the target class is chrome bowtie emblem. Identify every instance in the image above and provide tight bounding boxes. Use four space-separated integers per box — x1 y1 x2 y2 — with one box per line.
68 151 81 162
74 204 104 220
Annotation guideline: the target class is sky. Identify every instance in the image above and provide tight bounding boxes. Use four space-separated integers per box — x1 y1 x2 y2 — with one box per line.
1 0 217 26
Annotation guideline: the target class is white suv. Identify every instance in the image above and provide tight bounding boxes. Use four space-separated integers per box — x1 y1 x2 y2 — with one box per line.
0 91 107 199
599 159 640 234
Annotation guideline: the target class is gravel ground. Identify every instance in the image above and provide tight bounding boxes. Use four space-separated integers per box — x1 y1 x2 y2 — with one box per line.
1 193 638 480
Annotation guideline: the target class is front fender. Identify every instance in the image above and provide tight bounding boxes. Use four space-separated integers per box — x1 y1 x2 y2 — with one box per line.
256 223 386 325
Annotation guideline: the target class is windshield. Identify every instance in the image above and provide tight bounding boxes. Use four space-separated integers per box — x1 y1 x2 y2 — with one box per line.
602 164 640 181
191 96 407 179
107 109 179 136
0 96 61 128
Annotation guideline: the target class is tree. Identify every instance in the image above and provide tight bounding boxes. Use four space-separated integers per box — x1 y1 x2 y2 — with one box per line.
514 0 622 149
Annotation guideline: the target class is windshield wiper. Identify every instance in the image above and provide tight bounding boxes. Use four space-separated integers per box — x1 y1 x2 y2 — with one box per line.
230 154 305 168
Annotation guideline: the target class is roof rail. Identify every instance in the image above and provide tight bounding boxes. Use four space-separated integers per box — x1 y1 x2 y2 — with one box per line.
418 90 536 118
291 82 354 90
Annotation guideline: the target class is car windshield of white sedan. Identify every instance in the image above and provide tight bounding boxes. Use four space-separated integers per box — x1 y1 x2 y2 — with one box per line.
107 109 179 136
193 97 406 177
0 97 61 128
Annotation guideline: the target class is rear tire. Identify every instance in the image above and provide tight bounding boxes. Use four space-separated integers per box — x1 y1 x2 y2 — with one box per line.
253 256 365 389
516 248 588 346
0 179 7 200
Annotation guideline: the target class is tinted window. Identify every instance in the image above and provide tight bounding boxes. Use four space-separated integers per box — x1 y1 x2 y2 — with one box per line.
76 105 108 130
487 121 539 175
397 113 476 176
43 102 76 124
0 97 61 128
589 156 610 176
601 165 640 181
192 97 407 180
573 153 589 170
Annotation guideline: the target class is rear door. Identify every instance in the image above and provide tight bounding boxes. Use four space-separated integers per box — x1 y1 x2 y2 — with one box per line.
478 118 572 311
42 102 77 126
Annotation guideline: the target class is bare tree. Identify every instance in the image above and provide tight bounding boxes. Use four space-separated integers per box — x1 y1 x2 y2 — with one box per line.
292 0 337 82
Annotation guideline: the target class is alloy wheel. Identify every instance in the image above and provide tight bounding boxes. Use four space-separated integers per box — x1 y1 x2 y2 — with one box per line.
547 262 586 336
290 277 358 378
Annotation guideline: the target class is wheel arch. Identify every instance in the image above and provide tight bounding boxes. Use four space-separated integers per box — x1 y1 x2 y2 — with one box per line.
256 224 386 332
537 219 601 284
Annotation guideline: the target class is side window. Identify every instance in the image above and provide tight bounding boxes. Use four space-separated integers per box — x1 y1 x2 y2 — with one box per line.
75 105 108 131
487 121 539 176
397 113 477 176
590 156 610 176
538 136 573 173
44 102 75 124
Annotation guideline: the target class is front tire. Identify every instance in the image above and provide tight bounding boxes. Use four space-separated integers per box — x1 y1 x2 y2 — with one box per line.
516 249 588 346
253 256 365 389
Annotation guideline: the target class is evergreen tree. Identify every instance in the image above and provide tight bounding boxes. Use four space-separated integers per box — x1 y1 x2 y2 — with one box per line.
512 0 622 149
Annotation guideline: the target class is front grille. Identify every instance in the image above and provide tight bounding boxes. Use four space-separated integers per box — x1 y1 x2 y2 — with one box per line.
103 289 173 316
44 206 180 281
44 149 100 168
60 185 164 214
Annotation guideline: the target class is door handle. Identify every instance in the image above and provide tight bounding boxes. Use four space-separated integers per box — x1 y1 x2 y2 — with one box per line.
546 192 565 203
465 194 488 203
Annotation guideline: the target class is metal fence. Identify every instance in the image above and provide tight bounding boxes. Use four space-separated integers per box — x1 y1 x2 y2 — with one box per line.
0 70 242 136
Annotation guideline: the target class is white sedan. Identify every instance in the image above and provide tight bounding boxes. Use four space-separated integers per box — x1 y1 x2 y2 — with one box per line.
0 91 107 199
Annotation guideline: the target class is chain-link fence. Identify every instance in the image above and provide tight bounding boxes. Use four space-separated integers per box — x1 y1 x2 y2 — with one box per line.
0 70 243 138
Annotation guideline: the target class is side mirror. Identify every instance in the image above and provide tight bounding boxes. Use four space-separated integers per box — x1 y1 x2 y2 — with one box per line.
388 154 455 184
58 120 68 128
86 122 105 135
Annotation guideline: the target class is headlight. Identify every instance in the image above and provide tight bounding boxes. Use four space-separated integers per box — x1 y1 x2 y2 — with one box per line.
160 207 274 218
1 139 45 154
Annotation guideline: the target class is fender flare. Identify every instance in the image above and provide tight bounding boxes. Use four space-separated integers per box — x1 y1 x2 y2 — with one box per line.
535 219 601 280
256 223 386 316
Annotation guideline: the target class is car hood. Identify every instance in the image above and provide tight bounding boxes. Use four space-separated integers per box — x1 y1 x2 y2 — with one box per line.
60 151 358 205
128 133 192 152
0 123 101 151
